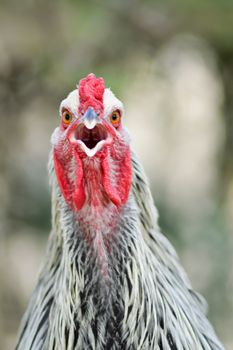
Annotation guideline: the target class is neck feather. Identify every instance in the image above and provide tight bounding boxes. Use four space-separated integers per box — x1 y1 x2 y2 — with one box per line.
49 153 137 280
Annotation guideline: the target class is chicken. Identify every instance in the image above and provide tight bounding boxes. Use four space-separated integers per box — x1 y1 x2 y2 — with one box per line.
15 73 224 350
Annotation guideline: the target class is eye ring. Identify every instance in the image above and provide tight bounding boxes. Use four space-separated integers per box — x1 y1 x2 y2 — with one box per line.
62 110 72 126
110 110 121 128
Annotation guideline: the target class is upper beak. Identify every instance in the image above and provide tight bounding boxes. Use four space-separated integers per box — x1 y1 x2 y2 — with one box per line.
68 107 112 157
82 107 99 130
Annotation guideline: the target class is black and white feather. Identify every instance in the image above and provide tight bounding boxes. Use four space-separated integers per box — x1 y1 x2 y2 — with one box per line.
15 151 224 350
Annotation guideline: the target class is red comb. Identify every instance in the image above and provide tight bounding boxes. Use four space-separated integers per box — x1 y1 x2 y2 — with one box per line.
78 73 105 115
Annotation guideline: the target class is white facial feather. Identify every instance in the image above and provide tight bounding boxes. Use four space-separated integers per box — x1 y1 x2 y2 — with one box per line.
59 89 79 117
50 127 61 146
59 87 124 120
103 88 124 119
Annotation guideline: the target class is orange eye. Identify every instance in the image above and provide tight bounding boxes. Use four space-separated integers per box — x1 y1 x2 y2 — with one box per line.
110 110 121 127
62 110 72 126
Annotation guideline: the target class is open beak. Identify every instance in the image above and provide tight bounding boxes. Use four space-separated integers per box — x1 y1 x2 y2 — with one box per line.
69 107 112 157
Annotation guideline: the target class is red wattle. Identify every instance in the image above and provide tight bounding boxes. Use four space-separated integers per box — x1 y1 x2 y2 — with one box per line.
117 148 132 204
102 147 132 208
102 156 121 207
73 152 85 210
54 149 86 211
54 149 72 206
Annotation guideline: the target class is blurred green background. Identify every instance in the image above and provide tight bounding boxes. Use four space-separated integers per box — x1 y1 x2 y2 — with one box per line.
0 0 233 349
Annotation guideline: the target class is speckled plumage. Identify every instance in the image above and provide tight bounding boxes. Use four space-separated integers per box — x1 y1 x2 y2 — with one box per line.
16 74 224 350
16 150 224 350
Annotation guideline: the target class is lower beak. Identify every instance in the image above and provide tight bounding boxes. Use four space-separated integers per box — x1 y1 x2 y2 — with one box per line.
68 117 112 157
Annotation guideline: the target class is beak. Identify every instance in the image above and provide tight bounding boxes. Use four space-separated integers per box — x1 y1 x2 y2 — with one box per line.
82 107 99 130
68 107 112 157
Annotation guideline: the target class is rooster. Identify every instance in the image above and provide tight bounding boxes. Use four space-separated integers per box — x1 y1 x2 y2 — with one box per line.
16 73 224 350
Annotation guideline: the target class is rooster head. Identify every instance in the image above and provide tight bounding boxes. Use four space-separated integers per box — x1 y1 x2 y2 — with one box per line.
51 73 132 212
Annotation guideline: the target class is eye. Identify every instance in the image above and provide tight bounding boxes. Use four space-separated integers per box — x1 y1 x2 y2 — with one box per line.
62 110 72 127
110 110 121 128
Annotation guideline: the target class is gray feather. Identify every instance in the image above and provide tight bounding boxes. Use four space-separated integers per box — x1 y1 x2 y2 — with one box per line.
15 150 224 350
